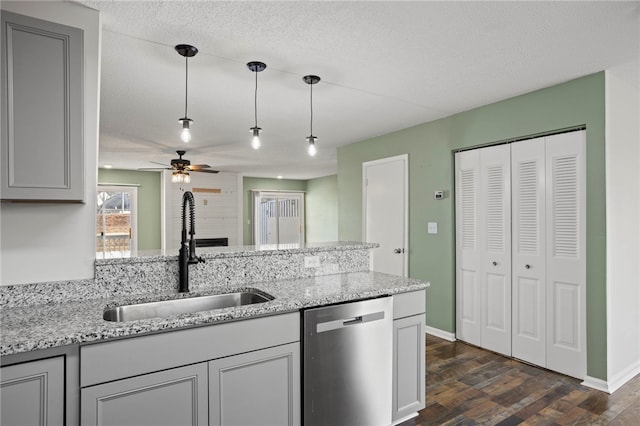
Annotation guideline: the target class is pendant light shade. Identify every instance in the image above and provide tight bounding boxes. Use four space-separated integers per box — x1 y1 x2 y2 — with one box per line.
247 61 266 150
303 75 320 157
176 44 198 143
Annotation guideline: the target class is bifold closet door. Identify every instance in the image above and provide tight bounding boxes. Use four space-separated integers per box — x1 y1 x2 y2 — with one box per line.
511 139 547 367
511 131 586 379
455 149 481 347
544 131 586 379
455 145 511 356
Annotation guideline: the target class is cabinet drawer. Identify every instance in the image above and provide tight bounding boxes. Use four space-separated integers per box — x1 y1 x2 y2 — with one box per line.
393 290 426 319
81 312 299 387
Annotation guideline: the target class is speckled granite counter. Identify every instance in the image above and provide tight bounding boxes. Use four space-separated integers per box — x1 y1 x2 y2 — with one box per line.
1 271 429 357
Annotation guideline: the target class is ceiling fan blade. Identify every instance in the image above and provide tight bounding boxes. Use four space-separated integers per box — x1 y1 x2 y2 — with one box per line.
187 164 212 170
193 169 220 174
150 161 171 167
138 167 170 170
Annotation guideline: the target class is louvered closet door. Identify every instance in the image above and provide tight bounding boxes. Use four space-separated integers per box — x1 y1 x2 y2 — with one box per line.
545 131 586 379
511 139 547 367
479 145 512 356
455 149 481 346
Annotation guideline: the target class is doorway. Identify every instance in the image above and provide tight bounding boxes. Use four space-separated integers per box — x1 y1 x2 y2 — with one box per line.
252 191 305 247
96 185 138 255
362 154 408 276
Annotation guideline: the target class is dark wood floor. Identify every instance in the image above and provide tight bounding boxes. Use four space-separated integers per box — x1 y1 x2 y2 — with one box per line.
400 334 640 426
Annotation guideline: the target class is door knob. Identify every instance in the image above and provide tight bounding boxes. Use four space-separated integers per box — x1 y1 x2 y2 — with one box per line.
525 264 531 269
393 248 403 254
492 261 498 266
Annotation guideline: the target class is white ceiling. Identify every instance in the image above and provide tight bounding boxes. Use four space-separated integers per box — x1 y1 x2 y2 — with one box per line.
80 1 639 180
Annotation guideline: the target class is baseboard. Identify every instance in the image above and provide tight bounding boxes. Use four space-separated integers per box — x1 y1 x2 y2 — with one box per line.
582 360 640 394
391 412 417 425
581 376 611 393
608 360 640 394
425 326 456 342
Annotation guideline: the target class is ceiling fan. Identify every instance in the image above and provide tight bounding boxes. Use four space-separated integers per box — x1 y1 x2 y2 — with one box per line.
140 150 219 174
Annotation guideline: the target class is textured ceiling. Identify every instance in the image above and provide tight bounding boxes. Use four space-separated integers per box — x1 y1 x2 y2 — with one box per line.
79 1 639 179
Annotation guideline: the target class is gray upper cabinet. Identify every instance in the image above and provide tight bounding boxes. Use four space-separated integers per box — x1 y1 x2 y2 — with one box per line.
1 11 84 201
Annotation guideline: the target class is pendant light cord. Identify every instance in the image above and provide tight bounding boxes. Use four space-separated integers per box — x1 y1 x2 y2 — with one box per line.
254 69 258 128
309 81 313 135
184 55 189 118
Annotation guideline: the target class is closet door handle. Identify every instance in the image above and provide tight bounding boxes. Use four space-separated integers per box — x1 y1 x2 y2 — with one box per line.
492 261 498 266
525 264 531 269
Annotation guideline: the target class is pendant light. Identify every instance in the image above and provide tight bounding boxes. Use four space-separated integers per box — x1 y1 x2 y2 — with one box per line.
247 61 266 149
175 44 198 143
303 75 320 156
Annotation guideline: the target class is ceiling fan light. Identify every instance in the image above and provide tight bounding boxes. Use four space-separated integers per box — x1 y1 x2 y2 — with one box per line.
171 170 191 184
250 127 261 150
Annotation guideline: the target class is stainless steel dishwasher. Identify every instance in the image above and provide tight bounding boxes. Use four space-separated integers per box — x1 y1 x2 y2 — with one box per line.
303 296 392 426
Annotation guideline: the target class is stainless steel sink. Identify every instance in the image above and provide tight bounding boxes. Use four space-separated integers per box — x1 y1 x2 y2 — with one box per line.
103 291 274 322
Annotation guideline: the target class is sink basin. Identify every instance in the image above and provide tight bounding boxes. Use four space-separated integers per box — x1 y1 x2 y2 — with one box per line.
103 291 274 322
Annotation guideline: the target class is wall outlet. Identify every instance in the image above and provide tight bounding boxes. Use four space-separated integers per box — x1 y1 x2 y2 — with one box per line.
304 256 321 268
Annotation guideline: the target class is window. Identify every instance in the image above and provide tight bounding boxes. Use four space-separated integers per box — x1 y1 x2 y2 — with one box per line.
97 186 138 256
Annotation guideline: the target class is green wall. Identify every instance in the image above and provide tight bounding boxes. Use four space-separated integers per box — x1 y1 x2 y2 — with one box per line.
337 73 607 379
306 175 339 242
98 169 162 250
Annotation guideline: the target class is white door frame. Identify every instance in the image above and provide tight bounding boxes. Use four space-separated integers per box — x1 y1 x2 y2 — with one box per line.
362 154 409 276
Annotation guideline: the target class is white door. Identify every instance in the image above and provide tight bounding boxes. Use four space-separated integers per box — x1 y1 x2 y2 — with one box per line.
479 145 512 356
511 139 547 367
455 150 481 346
455 145 511 355
363 155 408 276
253 191 305 247
545 131 586 378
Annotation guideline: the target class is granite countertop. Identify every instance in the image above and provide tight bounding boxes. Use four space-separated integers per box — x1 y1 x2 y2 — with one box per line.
95 241 379 264
0 271 429 357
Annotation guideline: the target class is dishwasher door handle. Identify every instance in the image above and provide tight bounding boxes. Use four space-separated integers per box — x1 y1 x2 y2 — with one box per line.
316 311 385 333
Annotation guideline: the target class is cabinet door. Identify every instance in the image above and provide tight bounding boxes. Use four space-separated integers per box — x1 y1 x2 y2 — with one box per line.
80 363 208 426
209 343 300 426
392 315 425 422
1 11 84 201
1 357 64 426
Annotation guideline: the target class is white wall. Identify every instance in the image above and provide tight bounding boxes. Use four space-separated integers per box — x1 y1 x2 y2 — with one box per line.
162 171 243 251
605 57 640 392
0 2 100 285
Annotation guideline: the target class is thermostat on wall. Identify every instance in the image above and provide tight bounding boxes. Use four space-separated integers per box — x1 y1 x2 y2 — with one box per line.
434 190 444 200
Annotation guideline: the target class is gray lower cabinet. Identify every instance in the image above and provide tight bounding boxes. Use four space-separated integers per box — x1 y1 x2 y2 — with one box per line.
392 290 426 423
209 342 301 426
392 314 426 422
0 356 65 426
0 11 84 201
81 363 209 426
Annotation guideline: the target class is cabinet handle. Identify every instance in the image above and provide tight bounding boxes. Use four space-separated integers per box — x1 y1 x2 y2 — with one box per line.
492 261 498 266
393 248 403 254
525 264 531 269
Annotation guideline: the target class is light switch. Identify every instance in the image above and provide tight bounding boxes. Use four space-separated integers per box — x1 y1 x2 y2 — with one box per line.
428 222 438 234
